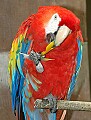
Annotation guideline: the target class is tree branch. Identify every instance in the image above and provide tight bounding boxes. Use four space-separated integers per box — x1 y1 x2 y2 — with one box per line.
35 99 91 112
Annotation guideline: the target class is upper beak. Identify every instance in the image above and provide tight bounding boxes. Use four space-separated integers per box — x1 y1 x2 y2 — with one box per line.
41 25 72 56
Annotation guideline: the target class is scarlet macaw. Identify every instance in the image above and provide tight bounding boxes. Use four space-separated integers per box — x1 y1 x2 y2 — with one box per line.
8 6 83 120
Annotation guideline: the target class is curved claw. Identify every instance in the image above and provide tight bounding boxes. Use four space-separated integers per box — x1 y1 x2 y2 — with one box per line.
49 98 57 113
36 62 44 73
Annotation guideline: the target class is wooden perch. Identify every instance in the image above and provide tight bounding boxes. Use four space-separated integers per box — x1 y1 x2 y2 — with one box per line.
35 99 91 112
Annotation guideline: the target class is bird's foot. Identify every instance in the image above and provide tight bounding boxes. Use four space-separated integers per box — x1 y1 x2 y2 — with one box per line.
44 94 57 113
48 97 57 113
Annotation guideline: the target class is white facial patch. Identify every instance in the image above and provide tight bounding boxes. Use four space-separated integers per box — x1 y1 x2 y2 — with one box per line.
45 13 61 35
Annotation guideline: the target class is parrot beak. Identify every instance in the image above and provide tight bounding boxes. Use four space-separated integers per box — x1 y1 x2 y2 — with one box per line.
41 25 72 56
55 25 72 46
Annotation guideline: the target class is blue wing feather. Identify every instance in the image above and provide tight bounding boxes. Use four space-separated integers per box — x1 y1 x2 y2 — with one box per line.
9 38 31 117
67 39 83 100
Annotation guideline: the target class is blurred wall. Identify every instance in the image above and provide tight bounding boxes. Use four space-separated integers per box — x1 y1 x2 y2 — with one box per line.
0 0 90 120
0 0 87 51
86 0 91 97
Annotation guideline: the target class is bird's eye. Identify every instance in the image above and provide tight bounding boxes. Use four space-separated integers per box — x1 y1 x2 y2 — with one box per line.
54 15 57 20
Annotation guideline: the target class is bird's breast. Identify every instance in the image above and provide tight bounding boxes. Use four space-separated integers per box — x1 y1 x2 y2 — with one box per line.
24 35 78 99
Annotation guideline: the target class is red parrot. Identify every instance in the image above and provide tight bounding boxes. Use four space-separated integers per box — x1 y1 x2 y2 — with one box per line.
8 6 83 120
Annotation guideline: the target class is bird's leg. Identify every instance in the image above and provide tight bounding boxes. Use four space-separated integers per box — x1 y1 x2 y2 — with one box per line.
20 50 44 73
29 50 44 73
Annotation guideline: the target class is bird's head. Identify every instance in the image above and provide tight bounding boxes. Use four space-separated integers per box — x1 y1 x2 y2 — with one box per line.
30 6 81 53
